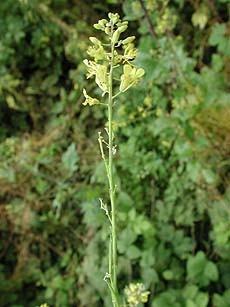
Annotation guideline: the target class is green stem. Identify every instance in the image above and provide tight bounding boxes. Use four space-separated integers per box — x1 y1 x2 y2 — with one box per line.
108 42 119 305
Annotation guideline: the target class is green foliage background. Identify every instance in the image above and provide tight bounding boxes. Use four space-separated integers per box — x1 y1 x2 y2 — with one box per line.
0 0 229 306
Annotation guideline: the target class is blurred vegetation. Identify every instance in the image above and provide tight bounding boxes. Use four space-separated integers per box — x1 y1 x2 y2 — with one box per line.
0 0 229 306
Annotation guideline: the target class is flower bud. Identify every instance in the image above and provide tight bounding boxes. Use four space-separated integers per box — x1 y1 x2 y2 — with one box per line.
99 19 107 26
122 36 135 45
117 21 128 27
108 13 120 24
105 27 110 35
118 25 128 33
94 19 107 30
89 37 101 46
94 23 102 30
111 29 121 44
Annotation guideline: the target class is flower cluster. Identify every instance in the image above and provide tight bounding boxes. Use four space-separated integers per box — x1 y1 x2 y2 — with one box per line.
125 283 150 307
82 13 144 106
156 7 177 35
120 64 144 93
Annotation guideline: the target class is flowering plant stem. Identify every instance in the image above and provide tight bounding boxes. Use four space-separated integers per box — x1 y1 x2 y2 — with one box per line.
82 13 145 306
108 42 119 305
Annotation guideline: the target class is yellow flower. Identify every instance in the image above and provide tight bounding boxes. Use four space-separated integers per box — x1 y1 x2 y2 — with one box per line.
120 64 145 92
125 283 150 307
83 60 108 94
82 89 100 106
123 43 137 62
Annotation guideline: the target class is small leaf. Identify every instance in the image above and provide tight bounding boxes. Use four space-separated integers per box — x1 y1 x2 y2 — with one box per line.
202 168 217 184
126 245 141 259
6 95 19 110
163 270 174 280
209 23 229 55
204 261 219 281
118 228 137 253
187 251 206 281
209 24 226 46
62 143 79 175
